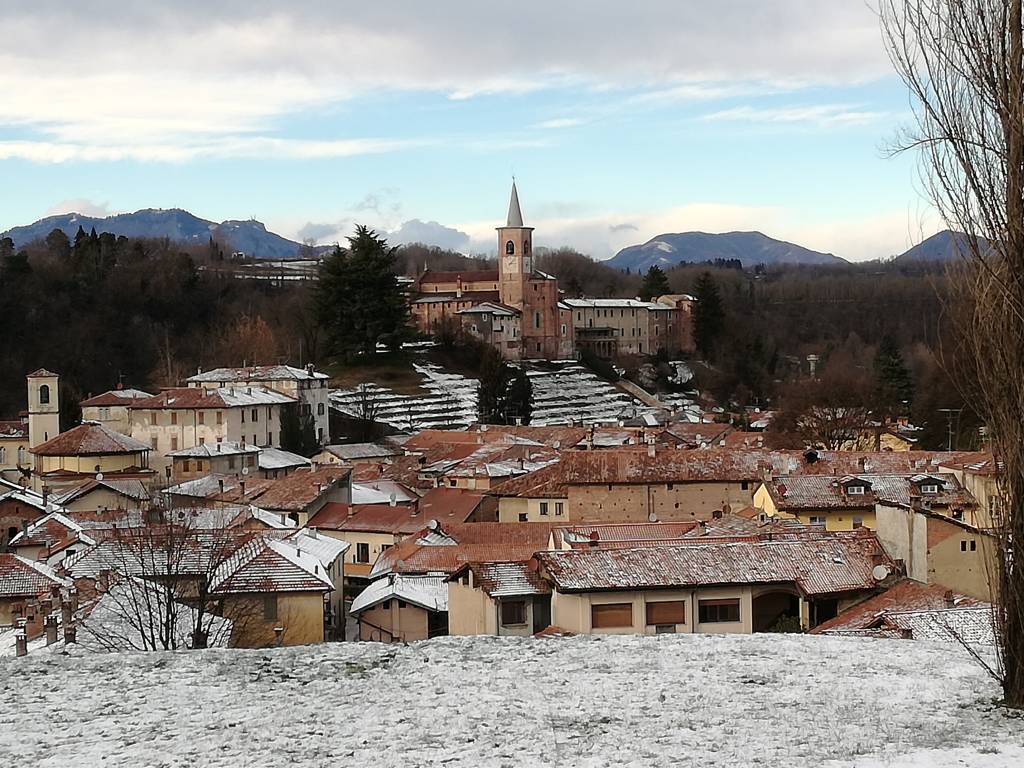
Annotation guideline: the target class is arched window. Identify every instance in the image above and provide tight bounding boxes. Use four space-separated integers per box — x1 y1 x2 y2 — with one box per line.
39 384 50 405
523 240 530 255
317 402 325 416
505 240 515 255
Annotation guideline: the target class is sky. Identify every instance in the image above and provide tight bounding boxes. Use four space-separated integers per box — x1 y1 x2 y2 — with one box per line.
0 2 942 261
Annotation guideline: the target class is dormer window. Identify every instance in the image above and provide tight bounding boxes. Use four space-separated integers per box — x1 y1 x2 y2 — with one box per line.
920 484 939 495
505 240 515 255
847 485 867 496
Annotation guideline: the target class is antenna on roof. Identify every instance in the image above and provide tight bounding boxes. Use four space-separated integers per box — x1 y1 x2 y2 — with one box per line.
426 519 440 532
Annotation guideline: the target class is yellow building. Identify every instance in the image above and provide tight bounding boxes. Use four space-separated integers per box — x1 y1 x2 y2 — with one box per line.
0 419 30 484
447 561 552 636
30 422 155 492
349 574 448 642
79 388 153 435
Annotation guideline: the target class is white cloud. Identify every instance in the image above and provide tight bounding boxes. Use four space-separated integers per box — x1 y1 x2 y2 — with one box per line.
43 198 117 218
455 202 940 262
0 2 890 161
536 118 584 129
389 219 471 251
701 104 889 128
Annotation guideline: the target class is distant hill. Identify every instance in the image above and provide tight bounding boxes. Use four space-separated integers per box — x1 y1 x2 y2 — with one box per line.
607 231 845 272
893 230 988 263
1 208 310 259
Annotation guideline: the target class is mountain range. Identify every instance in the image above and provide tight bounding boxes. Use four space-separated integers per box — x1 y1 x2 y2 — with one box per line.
607 231 845 272
1 207 980 266
0 208 311 260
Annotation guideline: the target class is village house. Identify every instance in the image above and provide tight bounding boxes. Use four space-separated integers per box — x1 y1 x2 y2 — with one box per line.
350 521 553 642
313 440 406 467
1 371 63 484
286 527 350 640
79 388 153 435
50 478 150 515
0 418 30 484
752 472 977 531
127 386 297 474
0 478 50 551
0 552 69 627
30 422 155 493
447 561 552 636
307 486 492 582
186 364 331 446
7 510 99 568
533 528 899 635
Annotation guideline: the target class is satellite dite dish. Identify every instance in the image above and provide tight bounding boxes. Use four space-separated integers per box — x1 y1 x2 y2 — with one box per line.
241 467 250 476
871 564 891 581
426 519 440 532
648 512 659 523
95 473 104 482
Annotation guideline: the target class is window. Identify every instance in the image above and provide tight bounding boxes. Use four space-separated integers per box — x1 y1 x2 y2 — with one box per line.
381 600 391 610
247 455 256 467
356 543 370 563
852 516 864 529
228 456 236 470
555 502 564 516
501 600 527 626
646 601 685 626
920 484 939 494
17 447 26 464
970 540 977 552
847 485 866 495
251 408 258 423
241 409 245 424
591 603 633 629
150 437 158 451
518 513 529 522
317 403 325 416
505 240 515 255
698 599 740 623
170 436 178 451
263 596 277 621
170 412 178 426
38 384 50 404
539 502 549 516
398 600 408 609
561 324 567 335
534 311 541 329
741 481 749 491
953 508 964 520
216 411 223 425
0 447 5 463
809 516 826 525
197 412 205 425
960 540 968 552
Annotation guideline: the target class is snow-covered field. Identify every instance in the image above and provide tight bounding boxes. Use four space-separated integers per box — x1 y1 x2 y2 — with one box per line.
2 634 1023 767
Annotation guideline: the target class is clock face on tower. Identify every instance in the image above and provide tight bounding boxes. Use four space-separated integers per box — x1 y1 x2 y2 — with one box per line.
504 255 519 274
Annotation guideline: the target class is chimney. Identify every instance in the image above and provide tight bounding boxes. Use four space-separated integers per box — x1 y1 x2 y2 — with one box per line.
240 480 246 496
61 600 72 631
42 486 50 508
69 587 78 613
44 615 58 646
97 570 110 592
647 443 656 458
306 363 315 376
389 492 397 507
15 627 27 657
698 520 708 536
273 626 285 647
63 624 77 644
456 275 463 298
218 478 225 494
309 527 317 539
944 590 956 608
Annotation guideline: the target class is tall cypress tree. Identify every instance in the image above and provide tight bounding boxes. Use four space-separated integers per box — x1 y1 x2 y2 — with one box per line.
640 265 671 300
874 336 914 417
693 271 724 361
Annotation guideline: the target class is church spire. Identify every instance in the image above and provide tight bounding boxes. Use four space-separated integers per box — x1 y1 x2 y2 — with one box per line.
506 179 524 227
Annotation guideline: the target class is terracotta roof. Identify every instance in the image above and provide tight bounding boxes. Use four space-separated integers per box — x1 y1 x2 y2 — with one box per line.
212 537 333 594
764 473 975 511
416 270 499 285
132 386 296 409
242 466 350 512
536 529 895 597
321 442 404 461
79 389 153 407
31 423 150 457
661 423 736 448
450 561 550 597
0 420 28 439
51 478 150 506
371 522 554 577
311 491 483 536
464 425 590 449
0 553 69 597
810 579 984 634
556 522 700 548
412 290 500 305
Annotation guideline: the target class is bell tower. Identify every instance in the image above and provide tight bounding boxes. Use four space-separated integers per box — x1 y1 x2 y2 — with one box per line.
497 179 534 308
27 369 60 448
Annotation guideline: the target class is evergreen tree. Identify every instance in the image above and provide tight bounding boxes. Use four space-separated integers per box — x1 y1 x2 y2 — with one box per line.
477 346 533 425
873 336 914 418
693 271 725 361
314 225 408 359
639 265 671 300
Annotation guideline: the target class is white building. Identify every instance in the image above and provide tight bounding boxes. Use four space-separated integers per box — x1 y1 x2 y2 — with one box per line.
187 365 331 445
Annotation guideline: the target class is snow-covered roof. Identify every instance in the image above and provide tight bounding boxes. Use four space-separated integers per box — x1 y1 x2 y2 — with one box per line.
167 441 261 458
51 478 150 506
320 442 404 461
0 479 49 512
351 481 418 505
0 554 71 597
211 536 333 594
257 446 311 471
350 574 448 614
187 365 328 383
288 528 350 568
131 386 296 409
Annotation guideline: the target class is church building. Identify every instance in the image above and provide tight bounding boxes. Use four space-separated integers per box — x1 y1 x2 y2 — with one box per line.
410 182 694 361
411 182 575 361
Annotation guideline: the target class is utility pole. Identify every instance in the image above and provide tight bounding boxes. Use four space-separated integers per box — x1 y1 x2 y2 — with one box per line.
938 408 963 451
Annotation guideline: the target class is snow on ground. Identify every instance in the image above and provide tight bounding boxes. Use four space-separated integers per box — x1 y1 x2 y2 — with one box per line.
2 633 1022 767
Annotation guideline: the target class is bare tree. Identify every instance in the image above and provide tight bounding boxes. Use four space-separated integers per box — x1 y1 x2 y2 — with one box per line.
75 514 258 652
881 0 1024 706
